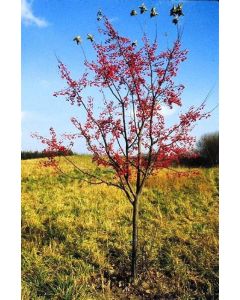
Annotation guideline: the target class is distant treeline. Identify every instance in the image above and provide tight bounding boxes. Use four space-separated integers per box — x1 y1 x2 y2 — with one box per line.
178 132 219 168
21 150 74 160
22 132 219 167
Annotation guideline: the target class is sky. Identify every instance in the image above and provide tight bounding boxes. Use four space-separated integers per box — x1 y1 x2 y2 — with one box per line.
21 0 219 152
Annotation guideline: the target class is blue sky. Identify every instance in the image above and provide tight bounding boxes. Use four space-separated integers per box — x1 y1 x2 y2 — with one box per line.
21 0 219 152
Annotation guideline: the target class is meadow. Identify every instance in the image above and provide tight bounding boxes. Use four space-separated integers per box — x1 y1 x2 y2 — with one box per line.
22 155 219 299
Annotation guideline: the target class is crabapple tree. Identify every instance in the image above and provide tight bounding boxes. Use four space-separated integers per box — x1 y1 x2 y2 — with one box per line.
33 12 209 280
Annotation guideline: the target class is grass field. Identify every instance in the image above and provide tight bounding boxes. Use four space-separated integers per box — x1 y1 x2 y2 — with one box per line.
22 155 219 299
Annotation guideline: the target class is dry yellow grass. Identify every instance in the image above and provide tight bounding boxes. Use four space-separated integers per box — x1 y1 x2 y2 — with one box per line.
22 155 218 299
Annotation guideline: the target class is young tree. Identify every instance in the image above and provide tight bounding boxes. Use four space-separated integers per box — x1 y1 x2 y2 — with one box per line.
33 13 210 281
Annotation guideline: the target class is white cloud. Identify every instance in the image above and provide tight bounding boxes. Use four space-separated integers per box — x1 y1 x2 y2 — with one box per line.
21 0 48 27
21 111 26 121
21 110 31 121
21 110 38 121
161 105 177 117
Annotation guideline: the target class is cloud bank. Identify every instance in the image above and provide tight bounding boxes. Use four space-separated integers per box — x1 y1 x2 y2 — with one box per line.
21 0 48 27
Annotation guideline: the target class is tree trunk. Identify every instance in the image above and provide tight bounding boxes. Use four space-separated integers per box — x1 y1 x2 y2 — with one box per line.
131 197 139 282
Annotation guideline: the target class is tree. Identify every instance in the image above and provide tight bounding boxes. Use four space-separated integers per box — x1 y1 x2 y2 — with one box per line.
197 131 219 166
33 13 210 281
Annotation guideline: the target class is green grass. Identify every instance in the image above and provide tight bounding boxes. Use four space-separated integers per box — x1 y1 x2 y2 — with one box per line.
22 155 219 299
